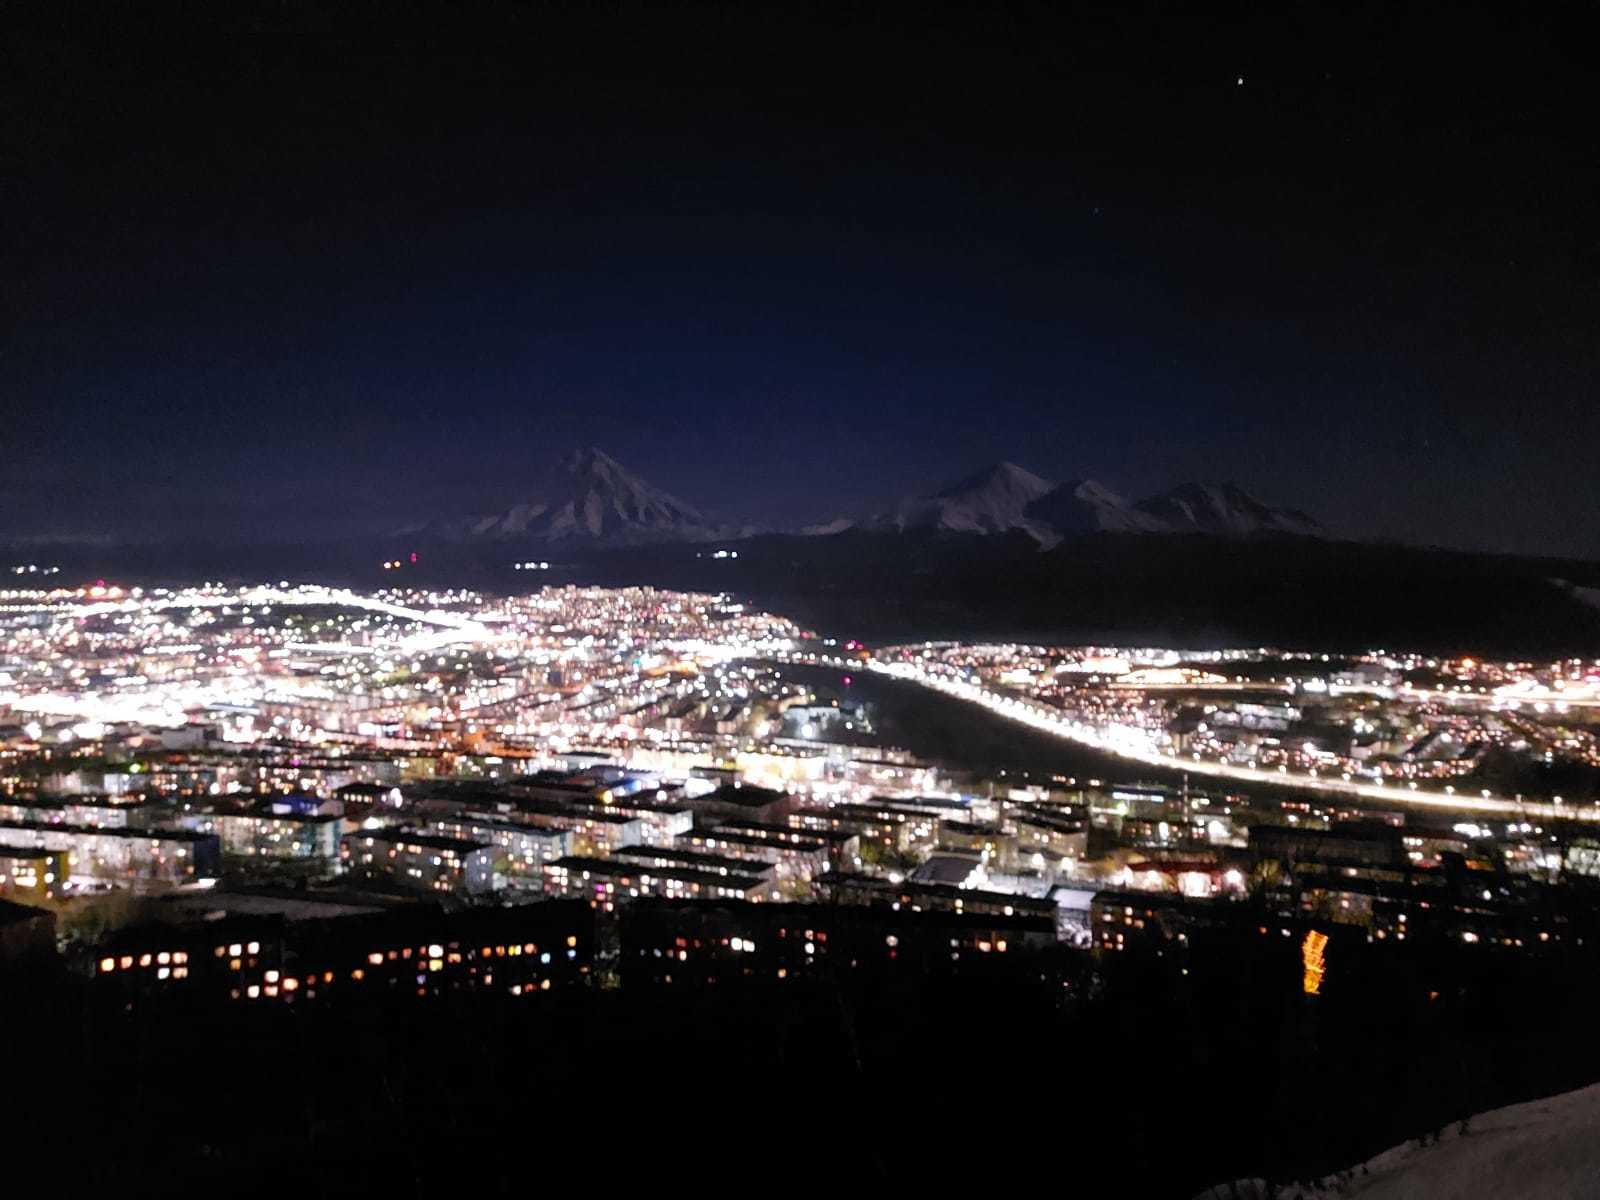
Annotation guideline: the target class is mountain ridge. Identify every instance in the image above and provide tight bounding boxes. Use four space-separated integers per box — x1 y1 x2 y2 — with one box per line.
866 461 1057 539
421 447 740 546
1136 480 1325 537
419 449 1326 548
807 460 1326 545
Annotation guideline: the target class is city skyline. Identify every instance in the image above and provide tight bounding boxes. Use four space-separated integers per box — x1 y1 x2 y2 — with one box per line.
5 572 1600 1194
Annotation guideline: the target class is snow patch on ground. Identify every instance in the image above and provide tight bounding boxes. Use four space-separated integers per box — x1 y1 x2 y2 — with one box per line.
1196 1081 1600 1199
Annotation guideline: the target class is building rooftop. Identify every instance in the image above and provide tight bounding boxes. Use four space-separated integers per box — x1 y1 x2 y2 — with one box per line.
347 829 489 855
0 845 58 859
699 784 788 810
714 819 841 845
609 844 776 876
153 889 392 924
822 873 1056 917
682 828 828 854
336 782 395 796
0 820 217 844
911 854 985 886
546 856 765 893
426 816 568 839
232 807 342 826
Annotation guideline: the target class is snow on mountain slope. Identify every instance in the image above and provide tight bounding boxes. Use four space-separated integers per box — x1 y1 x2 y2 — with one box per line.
422 454 1326 548
1136 481 1325 537
1196 1081 1600 1200
440 448 730 544
1025 478 1170 535
858 467 1322 544
871 462 1058 538
799 517 858 536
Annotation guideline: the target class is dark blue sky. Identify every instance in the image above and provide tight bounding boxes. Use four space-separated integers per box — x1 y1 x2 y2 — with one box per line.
6 3 1597 556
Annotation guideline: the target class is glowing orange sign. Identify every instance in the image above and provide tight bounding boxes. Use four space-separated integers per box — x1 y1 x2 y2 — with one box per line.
1302 930 1328 995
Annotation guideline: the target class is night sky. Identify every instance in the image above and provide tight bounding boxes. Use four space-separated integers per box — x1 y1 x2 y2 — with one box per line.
6 3 1597 556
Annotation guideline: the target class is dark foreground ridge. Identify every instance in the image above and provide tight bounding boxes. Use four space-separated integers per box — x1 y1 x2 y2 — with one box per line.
13 890 1600 1198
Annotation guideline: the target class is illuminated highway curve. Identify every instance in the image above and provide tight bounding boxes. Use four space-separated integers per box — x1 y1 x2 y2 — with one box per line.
66 585 499 655
68 584 489 632
770 651 1599 824
0 586 501 726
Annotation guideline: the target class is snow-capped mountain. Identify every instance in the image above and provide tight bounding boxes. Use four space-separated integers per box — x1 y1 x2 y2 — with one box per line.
819 463 1324 545
1135 481 1325 537
424 452 1326 549
868 462 1057 537
436 448 732 545
1024 478 1170 535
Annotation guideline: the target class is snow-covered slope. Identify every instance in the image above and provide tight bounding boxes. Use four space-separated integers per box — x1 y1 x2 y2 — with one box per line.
857 467 1320 544
427 454 1326 547
1025 478 1170 535
1196 1081 1600 1199
440 448 731 545
1137 481 1325 537
799 516 858 536
870 462 1057 538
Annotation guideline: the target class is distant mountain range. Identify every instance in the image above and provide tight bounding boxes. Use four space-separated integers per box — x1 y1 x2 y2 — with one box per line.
832 462 1324 544
7 444 1592 658
1133 481 1323 539
420 448 1325 548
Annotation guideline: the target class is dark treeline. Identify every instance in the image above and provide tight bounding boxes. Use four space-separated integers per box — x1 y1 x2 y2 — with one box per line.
12 900 1600 1197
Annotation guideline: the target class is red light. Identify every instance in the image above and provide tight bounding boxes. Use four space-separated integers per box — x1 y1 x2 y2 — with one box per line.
410 552 418 563
842 675 853 686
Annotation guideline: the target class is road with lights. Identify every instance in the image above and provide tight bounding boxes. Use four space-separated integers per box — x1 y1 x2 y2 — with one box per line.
773 650 1600 824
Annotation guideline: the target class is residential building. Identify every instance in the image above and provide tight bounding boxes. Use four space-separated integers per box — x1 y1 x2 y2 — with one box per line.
340 828 495 896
